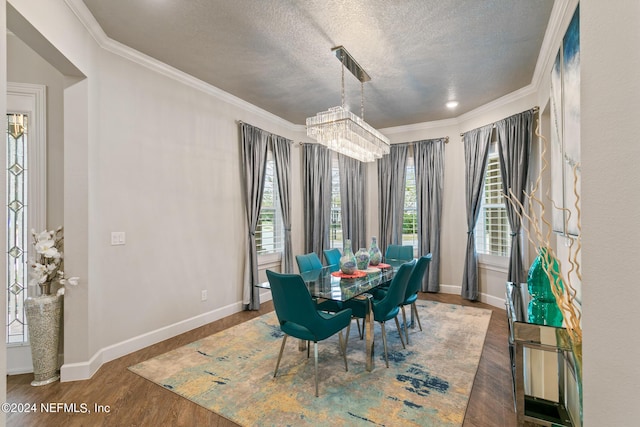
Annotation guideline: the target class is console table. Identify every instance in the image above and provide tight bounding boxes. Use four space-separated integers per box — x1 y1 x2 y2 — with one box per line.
506 282 579 426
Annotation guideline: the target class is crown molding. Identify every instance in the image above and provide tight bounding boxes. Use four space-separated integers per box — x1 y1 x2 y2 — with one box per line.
380 117 459 135
63 0 300 132
530 0 578 93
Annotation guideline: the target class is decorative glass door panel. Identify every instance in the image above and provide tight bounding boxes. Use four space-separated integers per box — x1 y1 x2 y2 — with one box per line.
6 113 29 344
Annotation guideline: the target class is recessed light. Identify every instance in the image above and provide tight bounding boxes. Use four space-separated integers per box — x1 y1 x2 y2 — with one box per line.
446 101 459 109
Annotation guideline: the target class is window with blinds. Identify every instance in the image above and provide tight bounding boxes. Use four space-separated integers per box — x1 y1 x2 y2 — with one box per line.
475 150 512 256
329 155 343 250
403 156 418 248
256 156 284 255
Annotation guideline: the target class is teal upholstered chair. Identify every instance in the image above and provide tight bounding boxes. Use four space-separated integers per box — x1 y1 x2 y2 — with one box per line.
400 254 432 344
295 252 341 313
384 244 414 262
266 270 352 397
323 248 342 273
345 259 415 367
295 252 323 273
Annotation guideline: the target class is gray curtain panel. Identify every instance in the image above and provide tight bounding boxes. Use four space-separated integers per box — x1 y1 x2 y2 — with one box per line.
338 154 366 250
377 144 409 253
240 122 269 310
496 108 534 321
413 138 446 292
461 125 493 300
302 144 332 258
271 135 294 274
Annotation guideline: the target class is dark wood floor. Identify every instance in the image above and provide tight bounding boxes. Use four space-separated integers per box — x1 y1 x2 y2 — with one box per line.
6 293 516 426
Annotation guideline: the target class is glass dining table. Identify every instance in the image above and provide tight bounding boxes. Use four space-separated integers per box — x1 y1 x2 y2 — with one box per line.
258 260 406 372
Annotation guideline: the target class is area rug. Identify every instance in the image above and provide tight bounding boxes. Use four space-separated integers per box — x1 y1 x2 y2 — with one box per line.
129 301 491 426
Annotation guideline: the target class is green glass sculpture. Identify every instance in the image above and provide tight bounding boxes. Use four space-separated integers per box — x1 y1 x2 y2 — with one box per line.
527 248 563 327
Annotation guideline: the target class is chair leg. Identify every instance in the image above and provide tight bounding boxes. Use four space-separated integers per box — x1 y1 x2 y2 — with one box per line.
274 334 288 378
394 316 406 349
314 341 319 397
354 317 364 339
401 305 410 345
338 322 351 356
412 302 423 331
380 322 389 368
339 330 348 372
307 341 310 358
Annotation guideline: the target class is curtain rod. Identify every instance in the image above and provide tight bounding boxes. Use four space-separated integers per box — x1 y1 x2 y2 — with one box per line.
459 106 539 138
236 120 295 143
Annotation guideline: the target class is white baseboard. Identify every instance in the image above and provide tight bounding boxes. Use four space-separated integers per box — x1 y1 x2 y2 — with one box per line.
438 284 506 310
60 300 247 382
59 286 503 383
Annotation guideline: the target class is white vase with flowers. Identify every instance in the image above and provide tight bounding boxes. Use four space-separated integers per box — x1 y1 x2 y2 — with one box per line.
25 227 79 386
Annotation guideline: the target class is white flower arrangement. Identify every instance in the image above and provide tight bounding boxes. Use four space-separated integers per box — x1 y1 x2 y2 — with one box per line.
29 226 79 297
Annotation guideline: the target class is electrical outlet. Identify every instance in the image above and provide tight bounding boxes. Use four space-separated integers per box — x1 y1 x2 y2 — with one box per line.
111 231 126 245
201 290 208 301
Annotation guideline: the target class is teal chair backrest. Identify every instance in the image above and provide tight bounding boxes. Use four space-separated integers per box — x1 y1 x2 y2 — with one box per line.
295 253 323 273
374 259 416 319
404 254 432 299
385 245 413 261
266 270 350 341
323 249 342 272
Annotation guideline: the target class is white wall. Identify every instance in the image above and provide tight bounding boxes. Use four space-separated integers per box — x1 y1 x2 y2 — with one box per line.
581 1 640 425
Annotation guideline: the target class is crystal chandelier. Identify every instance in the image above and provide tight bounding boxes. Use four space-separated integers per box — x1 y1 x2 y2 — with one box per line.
306 46 390 162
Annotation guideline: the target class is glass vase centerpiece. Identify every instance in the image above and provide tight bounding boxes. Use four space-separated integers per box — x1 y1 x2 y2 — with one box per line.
339 239 357 275
355 247 370 270
368 237 382 266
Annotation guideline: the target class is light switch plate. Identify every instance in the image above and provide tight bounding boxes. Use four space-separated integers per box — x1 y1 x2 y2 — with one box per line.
111 231 126 245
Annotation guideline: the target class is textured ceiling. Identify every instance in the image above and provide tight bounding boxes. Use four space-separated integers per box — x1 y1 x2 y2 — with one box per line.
82 0 554 128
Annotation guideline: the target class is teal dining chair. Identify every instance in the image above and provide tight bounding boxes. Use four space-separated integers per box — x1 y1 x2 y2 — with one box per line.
400 254 432 344
323 248 342 273
345 259 415 368
295 252 341 312
384 244 414 262
266 270 352 397
295 252 323 273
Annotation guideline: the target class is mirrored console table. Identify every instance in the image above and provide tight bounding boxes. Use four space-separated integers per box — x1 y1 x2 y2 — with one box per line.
506 282 579 427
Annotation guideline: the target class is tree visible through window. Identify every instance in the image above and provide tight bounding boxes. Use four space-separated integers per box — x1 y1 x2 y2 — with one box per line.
256 155 284 255
475 145 512 256
403 155 418 248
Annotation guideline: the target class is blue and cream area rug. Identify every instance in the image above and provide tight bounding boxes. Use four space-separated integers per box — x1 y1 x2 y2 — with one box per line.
129 301 491 426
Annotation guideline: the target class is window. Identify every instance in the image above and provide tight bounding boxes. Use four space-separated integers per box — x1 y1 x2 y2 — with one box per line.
256 154 284 255
329 154 343 249
402 154 418 248
6 113 29 344
475 144 512 257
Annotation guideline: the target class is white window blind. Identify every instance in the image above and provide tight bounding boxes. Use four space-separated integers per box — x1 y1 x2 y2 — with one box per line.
256 155 284 255
475 148 512 257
